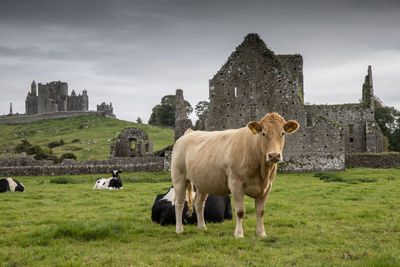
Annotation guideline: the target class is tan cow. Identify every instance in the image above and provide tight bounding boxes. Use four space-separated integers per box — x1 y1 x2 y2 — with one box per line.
171 113 299 237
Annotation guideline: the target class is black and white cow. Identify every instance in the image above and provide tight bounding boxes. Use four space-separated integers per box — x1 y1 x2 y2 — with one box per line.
151 186 232 226
93 170 123 190
0 178 25 193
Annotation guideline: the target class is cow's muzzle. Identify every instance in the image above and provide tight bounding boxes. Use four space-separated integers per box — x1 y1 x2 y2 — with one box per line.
266 152 282 163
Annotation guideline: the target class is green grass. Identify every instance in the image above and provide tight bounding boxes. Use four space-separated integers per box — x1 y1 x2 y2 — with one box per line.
0 115 174 161
1 168 400 266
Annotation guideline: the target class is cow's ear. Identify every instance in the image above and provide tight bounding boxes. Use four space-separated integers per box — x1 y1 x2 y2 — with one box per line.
118 170 122 174
284 120 299 133
247 121 262 134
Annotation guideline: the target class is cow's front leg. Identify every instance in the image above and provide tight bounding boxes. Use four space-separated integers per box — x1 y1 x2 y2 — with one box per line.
195 191 208 230
255 184 272 237
231 190 245 238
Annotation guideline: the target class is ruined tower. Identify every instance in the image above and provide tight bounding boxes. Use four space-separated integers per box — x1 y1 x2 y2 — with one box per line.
174 89 192 141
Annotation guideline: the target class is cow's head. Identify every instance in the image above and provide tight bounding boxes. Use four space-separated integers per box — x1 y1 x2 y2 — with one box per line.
14 179 25 192
247 113 299 164
111 170 122 178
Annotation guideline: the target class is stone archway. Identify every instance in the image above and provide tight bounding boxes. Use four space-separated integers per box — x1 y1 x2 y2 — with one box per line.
110 127 153 157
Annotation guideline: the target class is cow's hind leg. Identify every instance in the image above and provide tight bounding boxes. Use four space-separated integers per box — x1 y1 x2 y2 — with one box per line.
195 191 208 230
172 169 188 234
255 184 272 237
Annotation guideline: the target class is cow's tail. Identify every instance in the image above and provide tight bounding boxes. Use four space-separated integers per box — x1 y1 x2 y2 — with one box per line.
186 181 194 217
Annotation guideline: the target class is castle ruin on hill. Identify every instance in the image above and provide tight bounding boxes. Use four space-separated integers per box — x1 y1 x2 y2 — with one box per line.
206 33 385 172
24 80 114 118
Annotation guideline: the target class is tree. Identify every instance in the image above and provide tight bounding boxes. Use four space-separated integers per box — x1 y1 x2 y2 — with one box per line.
148 95 192 127
374 99 400 151
136 117 143 124
194 101 209 130
195 101 209 118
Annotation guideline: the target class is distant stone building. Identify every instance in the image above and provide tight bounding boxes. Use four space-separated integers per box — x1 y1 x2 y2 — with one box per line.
110 127 153 158
97 102 116 118
25 80 88 115
206 33 385 172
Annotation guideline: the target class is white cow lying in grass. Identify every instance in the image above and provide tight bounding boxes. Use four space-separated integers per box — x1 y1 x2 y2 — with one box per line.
93 170 123 190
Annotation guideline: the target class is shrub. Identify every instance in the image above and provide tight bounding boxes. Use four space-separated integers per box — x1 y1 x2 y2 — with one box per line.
47 154 60 164
71 139 80 143
14 139 32 153
34 151 49 160
48 139 65 148
60 153 77 162
27 145 44 155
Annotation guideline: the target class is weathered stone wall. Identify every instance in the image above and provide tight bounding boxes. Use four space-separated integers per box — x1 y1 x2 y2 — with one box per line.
279 153 345 173
346 153 400 168
0 111 109 124
0 156 166 176
304 104 385 153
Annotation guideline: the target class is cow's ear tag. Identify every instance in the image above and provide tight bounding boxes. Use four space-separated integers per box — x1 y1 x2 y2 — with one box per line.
251 128 257 134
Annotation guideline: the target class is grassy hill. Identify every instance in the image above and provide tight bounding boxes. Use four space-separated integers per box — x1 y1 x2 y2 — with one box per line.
0 115 174 161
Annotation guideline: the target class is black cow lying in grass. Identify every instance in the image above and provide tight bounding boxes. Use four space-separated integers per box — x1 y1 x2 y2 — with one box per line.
0 178 25 193
93 170 123 190
151 186 232 226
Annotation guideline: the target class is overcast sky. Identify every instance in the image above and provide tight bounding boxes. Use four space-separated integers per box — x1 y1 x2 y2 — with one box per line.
0 0 399 123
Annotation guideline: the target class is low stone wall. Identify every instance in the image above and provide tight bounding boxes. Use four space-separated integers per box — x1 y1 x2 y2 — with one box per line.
345 153 400 169
279 153 345 173
0 111 109 124
0 156 166 176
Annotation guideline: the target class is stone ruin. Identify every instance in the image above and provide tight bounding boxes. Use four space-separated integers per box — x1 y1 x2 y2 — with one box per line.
110 127 153 158
174 89 192 141
26 80 88 115
205 33 386 172
24 80 115 118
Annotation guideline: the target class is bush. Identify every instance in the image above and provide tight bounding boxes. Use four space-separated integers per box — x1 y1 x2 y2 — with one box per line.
27 145 44 155
14 139 32 153
71 139 80 143
34 151 49 161
60 153 77 162
47 154 60 164
48 139 65 148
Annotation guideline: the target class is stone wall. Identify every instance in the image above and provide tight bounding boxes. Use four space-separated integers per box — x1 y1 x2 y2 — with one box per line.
0 111 110 124
345 153 400 169
0 156 167 176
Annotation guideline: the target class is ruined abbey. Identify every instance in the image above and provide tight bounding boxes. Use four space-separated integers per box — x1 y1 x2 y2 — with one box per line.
205 33 385 172
25 80 88 114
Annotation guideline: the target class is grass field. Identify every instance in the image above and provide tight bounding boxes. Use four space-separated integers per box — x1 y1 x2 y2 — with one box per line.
1 168 400 266
0 115 174 161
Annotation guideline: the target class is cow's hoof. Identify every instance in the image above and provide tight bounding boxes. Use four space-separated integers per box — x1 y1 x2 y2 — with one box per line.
257 232 267 237
176 228 184 234
198 225 207 231
234 233 244 238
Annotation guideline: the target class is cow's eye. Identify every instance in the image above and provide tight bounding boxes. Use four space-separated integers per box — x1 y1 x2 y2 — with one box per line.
281 131 285 137
262 132 266 136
